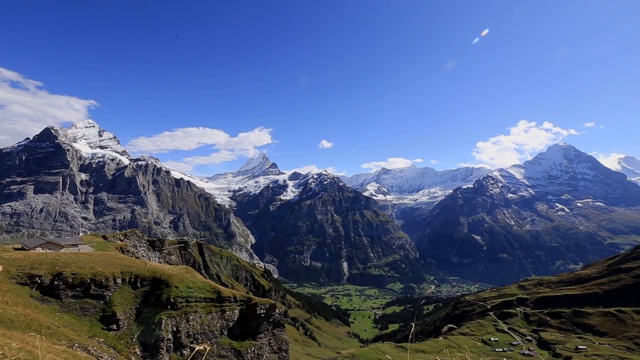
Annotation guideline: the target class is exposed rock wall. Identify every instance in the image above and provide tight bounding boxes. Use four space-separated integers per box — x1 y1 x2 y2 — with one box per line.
21 271 289 360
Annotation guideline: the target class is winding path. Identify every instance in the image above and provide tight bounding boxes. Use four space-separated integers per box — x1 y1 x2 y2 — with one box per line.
466 297 522 343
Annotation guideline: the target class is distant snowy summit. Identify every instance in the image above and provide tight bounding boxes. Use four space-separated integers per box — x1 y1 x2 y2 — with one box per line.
342 164 491 206
605 155 640 185
193 154 341 207
55 119 131 164
232 153 283 178
4 119 132 166
490 143 640 203
60 120 129 156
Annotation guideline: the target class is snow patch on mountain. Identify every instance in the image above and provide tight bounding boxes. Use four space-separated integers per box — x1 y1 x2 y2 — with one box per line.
55 120 131 165
342 165 491 206
168 154 332 207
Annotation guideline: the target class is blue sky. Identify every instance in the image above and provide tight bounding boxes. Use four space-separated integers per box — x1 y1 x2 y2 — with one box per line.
1 1 639 175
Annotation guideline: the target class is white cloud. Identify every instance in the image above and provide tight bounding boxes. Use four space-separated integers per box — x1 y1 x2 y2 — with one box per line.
181 149 249 166
160 148 262 174
318 139 334 149
582 121 604 128
127 126 275 172
472 120 579 168
291 165 346 176
0 67 98 147
430 159 439 165
127 127 273 154
127 128 230 153
218 127 274 150
361 157 424 172
594 152 624 171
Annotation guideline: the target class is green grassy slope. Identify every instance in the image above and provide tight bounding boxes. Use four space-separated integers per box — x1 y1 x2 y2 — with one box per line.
0 234 361 359
0 245 263 359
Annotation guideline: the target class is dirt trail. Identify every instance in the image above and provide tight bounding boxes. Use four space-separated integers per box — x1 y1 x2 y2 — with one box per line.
466 297 522 343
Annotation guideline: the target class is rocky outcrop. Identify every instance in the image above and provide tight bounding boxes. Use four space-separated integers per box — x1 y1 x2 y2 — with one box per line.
21 269 289 360
106 230 282 300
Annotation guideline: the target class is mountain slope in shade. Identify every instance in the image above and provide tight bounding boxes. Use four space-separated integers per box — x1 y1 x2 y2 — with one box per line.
414 143 640 285
0 121 265 268
233 171 430 287
342 165 491 241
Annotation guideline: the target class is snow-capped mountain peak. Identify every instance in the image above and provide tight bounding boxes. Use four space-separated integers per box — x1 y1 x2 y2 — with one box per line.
234 153 282 177
239 153 271 172
49 120 131 165
59 120 129 156
342 165 490 206
615 155 640 185
519 143 600 180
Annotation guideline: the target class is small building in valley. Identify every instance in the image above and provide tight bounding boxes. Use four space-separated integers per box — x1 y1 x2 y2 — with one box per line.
20 236 84 252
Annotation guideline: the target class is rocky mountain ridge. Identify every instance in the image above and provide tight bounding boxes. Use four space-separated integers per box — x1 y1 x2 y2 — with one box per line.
168 153 431 287
232 170 430 286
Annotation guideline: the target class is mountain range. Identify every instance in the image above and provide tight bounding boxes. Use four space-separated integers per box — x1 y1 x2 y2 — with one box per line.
414 143 640 284
3 120 640 286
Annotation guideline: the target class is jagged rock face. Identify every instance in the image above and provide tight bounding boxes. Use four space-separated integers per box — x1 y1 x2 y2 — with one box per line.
234 172 428 286
415 144 640 285
0 122 244 247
